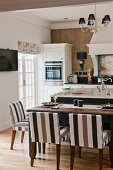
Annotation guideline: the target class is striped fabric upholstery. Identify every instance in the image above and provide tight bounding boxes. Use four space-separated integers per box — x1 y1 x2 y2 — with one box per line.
9 101 29 131
69 114 110 149
9 101 26 124
29 112 69 144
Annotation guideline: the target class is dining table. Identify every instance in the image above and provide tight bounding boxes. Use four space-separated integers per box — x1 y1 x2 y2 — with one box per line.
27 103 113 168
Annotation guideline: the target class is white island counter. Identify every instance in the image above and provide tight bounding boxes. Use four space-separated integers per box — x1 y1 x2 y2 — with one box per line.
53 87 113 105
57 88 113 99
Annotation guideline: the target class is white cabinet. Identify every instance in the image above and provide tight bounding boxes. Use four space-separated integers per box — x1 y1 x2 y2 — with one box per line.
43 46 63 61
42 43 72 61
40 43 72 102
42 43 72 84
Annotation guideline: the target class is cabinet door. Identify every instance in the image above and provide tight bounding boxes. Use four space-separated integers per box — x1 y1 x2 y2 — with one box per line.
43 47 63 61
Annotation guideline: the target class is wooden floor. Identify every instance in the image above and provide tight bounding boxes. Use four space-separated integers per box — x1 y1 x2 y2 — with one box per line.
0 129 112 170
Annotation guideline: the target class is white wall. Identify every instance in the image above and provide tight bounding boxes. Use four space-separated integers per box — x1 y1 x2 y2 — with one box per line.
0 13 51 131
90 22 113 44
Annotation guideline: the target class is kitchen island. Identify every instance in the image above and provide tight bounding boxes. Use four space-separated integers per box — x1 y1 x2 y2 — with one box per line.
52 88 113 104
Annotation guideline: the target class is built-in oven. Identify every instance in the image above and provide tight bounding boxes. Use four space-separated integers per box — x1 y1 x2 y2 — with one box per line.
44 61 63 85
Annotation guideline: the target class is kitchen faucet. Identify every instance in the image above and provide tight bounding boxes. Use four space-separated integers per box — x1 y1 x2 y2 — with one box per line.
102 77 112 82
97 77 112 92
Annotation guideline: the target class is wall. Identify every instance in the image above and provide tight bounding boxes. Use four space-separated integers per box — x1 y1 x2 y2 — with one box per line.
51 28 93 73
90 22 113 44
0 13 51 131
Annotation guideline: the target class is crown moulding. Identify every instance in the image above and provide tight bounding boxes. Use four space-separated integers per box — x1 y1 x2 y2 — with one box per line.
0 0 112 12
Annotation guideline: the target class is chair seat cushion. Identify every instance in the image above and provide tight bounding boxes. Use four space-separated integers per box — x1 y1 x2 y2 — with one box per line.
60 126 69 142
103 130 111 146
13 121 29 131
14 121 29 127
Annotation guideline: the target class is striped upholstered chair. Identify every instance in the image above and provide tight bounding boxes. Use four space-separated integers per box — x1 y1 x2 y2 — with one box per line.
29 112 69 169
69 114 111 170
9 101 29 150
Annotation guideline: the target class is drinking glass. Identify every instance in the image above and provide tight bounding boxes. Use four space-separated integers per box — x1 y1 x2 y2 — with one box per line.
53 95 58 105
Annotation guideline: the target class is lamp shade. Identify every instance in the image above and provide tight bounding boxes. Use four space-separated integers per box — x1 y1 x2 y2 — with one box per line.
77 52 87 60
102 15 111 24
88 14 95 21
104 15 111 22
79 18 85 24
102 17 105 24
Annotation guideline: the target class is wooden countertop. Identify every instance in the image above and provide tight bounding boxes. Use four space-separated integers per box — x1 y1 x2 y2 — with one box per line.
27 104 113 116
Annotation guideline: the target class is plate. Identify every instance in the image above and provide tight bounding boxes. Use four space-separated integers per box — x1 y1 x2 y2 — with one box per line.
102 106 113 110
42 102 58 106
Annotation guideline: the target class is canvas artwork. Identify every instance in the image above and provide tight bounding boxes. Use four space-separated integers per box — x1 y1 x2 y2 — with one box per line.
98 55 113 76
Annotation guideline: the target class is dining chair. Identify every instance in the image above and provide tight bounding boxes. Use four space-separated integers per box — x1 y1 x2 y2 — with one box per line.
29 112 69 169
69 113 111 170
9 101 29 150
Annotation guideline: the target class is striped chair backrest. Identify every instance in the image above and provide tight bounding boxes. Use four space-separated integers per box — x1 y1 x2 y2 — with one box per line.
9 101 26 125
29 112 60 144
69 114 103 149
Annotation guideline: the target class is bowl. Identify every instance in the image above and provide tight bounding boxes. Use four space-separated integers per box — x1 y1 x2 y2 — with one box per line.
62 87 72 94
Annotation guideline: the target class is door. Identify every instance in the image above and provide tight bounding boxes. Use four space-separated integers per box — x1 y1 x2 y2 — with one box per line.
18 53 36 109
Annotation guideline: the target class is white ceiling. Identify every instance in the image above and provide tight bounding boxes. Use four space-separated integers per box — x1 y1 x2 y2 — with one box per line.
14 2 113 23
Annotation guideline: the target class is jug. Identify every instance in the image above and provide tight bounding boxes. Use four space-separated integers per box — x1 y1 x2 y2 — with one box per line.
67 75 77 83
67 75 73 83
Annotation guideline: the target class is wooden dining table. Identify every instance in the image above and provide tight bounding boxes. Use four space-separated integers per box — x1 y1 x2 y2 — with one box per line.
27 104 113 168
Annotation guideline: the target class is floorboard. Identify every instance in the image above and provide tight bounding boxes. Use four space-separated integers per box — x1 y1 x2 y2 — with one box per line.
0 129 112 170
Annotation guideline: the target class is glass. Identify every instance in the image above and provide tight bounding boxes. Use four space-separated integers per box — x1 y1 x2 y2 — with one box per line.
77 100 83 107
52 95 58 105
106 89 111 106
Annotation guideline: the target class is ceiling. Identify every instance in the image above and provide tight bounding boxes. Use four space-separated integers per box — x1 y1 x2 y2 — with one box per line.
13 2 113 23
0 0 112 12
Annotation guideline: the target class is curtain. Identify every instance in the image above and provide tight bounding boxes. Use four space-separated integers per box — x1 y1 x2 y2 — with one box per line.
18 41 40 54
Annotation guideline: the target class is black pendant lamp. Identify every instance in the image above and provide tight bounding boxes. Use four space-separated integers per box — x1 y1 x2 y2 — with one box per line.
79 18 85 24
88 14 95 21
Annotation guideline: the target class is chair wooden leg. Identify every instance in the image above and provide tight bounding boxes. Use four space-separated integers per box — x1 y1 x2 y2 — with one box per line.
99 149 103 170
31 142 35 167
42 143 46 154
21 131 25 143
38 142 41 153
10 130 16 150
78 146 81 158
70 146 75 170
56 144 61 170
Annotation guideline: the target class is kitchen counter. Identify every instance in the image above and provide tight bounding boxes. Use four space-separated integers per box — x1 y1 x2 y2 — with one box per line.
57 88 113 99
63 83 113 89
64 83 113 85
53 88 113 104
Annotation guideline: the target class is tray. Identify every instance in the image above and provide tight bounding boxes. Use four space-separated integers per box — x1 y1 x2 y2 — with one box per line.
42 102 58 107
102 106 113 110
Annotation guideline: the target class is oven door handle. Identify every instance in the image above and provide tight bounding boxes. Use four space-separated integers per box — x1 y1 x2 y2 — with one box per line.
45 65 62 67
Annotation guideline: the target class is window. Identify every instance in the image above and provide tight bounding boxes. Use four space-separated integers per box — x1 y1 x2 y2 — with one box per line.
18 53 37 109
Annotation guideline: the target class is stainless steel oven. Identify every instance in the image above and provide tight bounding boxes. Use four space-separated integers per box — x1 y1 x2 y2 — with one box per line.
45 61 63 83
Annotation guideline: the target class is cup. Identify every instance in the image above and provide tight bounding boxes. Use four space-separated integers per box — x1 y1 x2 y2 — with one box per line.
77 100 83 107
73 99 78 106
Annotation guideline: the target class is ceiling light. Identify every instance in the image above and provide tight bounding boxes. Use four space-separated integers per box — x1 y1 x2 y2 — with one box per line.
64 17 68 20
78 5 111 33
